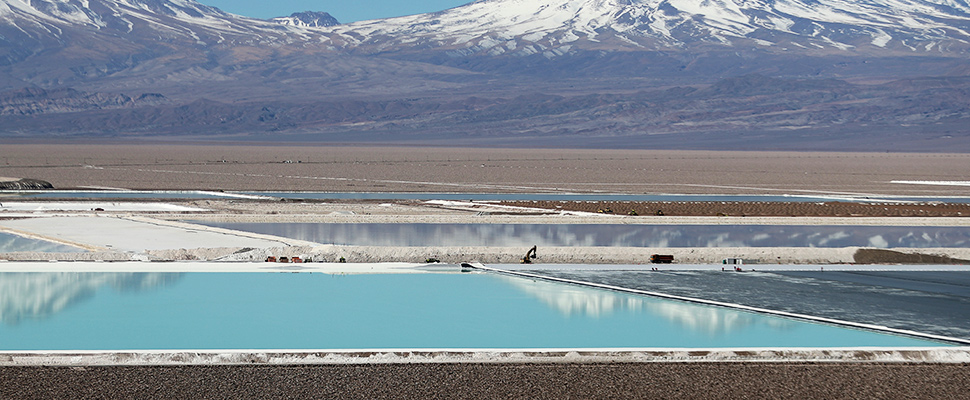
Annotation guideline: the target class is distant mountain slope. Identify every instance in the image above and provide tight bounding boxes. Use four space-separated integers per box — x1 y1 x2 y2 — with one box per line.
0 0 299 42
0 0 324 88
4 0 969 85
1 0 969 150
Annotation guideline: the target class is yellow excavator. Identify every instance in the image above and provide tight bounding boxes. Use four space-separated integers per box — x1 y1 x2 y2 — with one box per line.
521 245 537 264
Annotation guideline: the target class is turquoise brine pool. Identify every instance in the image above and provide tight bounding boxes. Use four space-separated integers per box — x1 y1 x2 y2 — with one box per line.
0 272 949 351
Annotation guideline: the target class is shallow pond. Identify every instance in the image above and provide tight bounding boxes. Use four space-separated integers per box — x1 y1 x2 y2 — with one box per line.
193 222 970 248
0 272 947 350
0 232 85 253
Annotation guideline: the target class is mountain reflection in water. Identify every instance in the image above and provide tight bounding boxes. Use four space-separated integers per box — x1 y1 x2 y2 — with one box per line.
498 275 793 336
194 222 970 248
0 273 183 325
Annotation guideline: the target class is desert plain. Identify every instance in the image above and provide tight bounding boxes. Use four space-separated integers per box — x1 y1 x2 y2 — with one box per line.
2 143 970 195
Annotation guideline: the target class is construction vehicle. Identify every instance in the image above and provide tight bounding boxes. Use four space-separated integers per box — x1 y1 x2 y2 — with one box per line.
521 245 537 264
650 254 674 264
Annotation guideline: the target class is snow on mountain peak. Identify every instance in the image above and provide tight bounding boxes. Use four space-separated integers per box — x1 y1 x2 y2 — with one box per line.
3 0 970 58
0 0 312 45
271 11 339 28
1 0 221 27
322 0 970 56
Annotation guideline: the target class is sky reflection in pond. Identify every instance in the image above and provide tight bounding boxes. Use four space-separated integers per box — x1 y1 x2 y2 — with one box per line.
0 272 945 350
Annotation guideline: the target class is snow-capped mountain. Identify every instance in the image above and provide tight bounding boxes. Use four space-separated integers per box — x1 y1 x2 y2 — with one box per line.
4 0 970 59
324 0 970 56
0 0 227 27
0 0 313 48
2 0 970 149
0 0 330 90
272 11 339 28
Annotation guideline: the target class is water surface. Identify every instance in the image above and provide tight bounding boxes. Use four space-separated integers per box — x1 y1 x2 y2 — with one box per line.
0 272 945 351
531 269 970 340
0 232 85 253
193 222 970 248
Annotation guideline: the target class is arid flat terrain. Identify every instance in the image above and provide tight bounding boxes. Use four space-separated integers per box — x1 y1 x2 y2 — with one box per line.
2 144 970 196
3 363 970 400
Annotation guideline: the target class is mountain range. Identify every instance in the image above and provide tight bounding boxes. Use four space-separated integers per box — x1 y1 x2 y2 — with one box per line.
1 0 969 150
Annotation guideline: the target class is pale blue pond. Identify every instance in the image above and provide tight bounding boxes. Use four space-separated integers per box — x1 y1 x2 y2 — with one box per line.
0 272 948 351
0 232 85 253
192 222 970 248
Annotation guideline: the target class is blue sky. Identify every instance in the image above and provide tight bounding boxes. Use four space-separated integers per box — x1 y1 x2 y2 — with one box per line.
198 1 471 22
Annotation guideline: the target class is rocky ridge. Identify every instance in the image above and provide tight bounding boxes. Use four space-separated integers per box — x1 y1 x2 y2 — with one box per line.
271 11 339 28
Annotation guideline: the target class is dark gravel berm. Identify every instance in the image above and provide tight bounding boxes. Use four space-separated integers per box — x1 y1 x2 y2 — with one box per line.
3 363 969 399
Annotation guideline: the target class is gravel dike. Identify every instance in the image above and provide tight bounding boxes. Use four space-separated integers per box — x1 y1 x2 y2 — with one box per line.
2 363 969 399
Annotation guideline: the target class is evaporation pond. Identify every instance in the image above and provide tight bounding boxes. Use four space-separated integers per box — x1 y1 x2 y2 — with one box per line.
0 272 948 351
0 232 85 253
191 222 970 248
